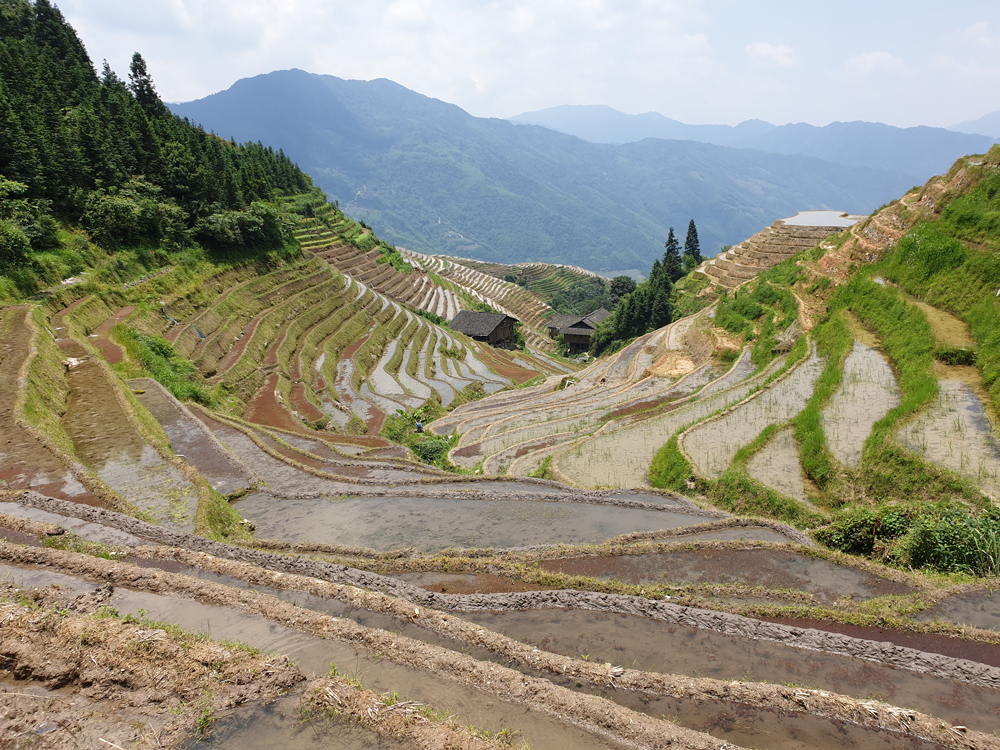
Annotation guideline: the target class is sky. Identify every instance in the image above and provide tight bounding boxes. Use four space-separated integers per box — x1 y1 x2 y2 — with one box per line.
59 0 1000 128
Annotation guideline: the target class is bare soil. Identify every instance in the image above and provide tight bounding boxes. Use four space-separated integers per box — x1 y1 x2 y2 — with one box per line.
0 588 303 749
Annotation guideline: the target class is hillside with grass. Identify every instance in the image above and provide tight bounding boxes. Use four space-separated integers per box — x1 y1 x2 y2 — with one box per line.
435 145 1000 579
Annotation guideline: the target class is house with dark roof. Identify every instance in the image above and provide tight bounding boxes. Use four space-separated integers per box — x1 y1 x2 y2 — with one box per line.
449 311 519 346
546 308 611 353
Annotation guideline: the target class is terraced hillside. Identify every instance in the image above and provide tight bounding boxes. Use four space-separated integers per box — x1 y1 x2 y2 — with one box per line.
440 148 1000 579
698 210 863 289
4 182 1000 749
5 7 1000 742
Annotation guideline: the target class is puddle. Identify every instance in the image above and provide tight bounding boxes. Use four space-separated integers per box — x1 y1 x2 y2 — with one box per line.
130 381 249 496
918 590 1000 632
897 378 1000 499
684 350 825 479
539 549 909 603
236 493 706 552
746 427 810 502
821 341 900 467
190 692 417 749
0 502 146 545
61 341 198 529
465 607 989 739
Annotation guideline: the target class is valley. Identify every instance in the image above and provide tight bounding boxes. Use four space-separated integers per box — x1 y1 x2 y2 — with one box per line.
3 6 1000 748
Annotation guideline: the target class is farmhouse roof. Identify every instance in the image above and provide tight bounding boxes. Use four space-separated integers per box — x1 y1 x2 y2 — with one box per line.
449 310 517 337
548 314 585 330
584 308 611 325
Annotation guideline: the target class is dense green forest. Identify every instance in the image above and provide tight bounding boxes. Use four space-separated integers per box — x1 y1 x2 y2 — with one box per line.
0 0 312 300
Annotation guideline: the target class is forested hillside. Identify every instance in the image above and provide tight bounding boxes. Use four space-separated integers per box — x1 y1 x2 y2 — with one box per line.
0 0 309 300
170 69 915 274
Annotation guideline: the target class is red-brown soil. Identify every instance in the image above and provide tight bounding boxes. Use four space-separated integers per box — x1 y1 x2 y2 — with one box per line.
0 308 100 506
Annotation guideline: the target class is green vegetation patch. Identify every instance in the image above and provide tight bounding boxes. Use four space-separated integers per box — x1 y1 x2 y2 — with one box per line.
114 325 215 405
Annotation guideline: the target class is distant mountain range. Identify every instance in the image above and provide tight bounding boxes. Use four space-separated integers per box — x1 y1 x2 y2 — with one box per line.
509 105 999 182
173 70 916 273
949 111 1000 139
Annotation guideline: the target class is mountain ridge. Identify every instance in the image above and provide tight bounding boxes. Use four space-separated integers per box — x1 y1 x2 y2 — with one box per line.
508 104 998 181
171 69 914 274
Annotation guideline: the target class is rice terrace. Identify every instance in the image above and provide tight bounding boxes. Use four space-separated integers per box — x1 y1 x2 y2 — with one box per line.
4 2 1000 749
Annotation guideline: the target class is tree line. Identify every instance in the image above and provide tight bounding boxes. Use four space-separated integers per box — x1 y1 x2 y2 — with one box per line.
590 220 703 355
0 0 313 291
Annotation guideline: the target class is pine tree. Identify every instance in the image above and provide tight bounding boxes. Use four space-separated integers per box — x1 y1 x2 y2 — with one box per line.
129 52 166 118
683 219 702 273
662 226 683 282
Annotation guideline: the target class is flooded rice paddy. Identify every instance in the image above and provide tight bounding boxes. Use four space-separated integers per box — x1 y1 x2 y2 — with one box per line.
463 607 1000 735
918 590 1000 631
821 340 900 467
0 501 145 545
236 493 706 551
555 353 787 488
897 375 1000 499
745 427 810 503
103 589 618 750
130 380 249 496
539 549 910 603
684 350 825 479
193 692 417 750
61 342 198 529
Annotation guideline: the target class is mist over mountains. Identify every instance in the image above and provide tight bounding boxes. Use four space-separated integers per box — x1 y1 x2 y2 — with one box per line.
509 105 999 182
173 70 918 274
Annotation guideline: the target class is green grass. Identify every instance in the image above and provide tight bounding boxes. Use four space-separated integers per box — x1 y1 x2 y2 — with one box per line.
114 326 216 405
791 310 852 488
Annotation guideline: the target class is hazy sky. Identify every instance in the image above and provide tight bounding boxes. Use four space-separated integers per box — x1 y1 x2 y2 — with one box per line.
59 0 1000 128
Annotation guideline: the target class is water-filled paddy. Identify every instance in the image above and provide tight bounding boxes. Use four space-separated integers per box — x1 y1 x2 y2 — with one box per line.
61 344 197 529
684 350 824 478
236 493 707 551
745 427 810 502
780 211 858 227
539 549 909 603
104 588 616 750
556 353 786 488
130 380 249 495
464 607 1000 735
898 376 1000 499
918 590 1000 631
821 340 900 467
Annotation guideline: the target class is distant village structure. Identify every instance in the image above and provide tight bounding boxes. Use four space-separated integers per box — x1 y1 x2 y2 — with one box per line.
449 311 520 346
546 308 611 353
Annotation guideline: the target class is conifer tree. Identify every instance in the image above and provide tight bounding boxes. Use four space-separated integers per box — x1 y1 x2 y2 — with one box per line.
129 52 166 118
662 226 684 282
683 219 702 273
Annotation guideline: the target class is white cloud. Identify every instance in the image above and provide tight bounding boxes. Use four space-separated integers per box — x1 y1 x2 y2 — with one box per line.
744 42 795 67
963 21 992 46
844 51 907 75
